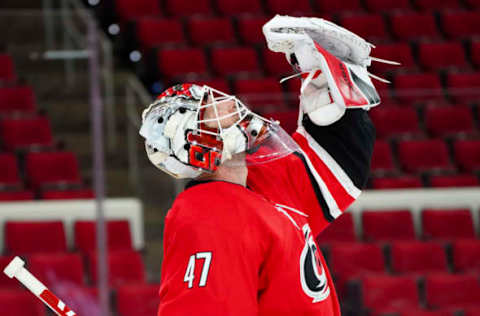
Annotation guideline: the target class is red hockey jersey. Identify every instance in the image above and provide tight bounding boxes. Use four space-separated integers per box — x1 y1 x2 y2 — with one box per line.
158 110 375 315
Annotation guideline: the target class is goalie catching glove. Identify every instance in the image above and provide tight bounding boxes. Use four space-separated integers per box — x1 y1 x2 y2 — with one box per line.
263 15 397 126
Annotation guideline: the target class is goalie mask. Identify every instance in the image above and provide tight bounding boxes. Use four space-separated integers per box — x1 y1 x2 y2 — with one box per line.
139 84 299 179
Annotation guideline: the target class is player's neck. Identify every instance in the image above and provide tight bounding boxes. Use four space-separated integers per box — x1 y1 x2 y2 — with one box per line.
197 154 248 186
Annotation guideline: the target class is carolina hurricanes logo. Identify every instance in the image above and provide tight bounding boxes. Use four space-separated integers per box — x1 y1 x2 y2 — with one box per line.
300 224 330 303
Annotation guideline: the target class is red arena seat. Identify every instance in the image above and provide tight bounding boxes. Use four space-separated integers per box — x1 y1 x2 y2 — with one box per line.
89 250 145 287
446 72 480 103
362 210 416 242
466 0 480 8
424 105 474 137
116 283 160 316
263 48 293 76
0 54 16 83
463 307 480 316
454 140 480 171
29 253 84 287
418 42 467 71
157 48 208 79
0 86 36 114
41 189 95 200
188 17 235 45
397 309 454 316
0 255 20 288
0 153 20 187
0 191 34 201
472 40 480 68
0 289 45 316
115 0 162 22
370 140 395 174
316 212 356 244
136 18 184 50
0 117 53 151
370 43 415 74
74 220 133 253
217 0 263 15
390 241 448 274
211 47 259 76
339 14 389 42
452 239 480 273
422 209 475 240
415 0 460 10
371 176 423 189
364 0 412 12
314 0 364 14
5 221 67 254
265 0 313 15
360 275 420 315
429 174 479 188
267 111 298 135
394 73 444 103
391 13 439 40
425 273 480 309
442 12 480 39
165 0 213 16
369 106 420 138
397 139 452 173
25 151 81 190
191 78 231 93
234 78 285 110
237 16 270 45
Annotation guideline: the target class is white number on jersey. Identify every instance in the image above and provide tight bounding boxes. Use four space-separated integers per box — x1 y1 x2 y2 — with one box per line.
184 252 212 288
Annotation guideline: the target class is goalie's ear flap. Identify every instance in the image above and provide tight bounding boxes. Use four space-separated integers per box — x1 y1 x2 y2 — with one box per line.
312 41 381 109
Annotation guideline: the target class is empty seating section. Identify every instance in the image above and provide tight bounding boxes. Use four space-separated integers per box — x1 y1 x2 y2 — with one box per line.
0 116 53 151
74 220 133 253
5 221 67 254
362 210 416 242
0 153 20 187
390 241 448 274
0 54 16 83
369 106 420 138
211 47 259 75
425 105 474 136
425 274 480 309
165 0 213 16
0 289 45 316
29 253 84 286
442 11 480 38
422 209 475 240
391 13 439 40
452 239 480 273
0 86 36 114
397 140 452 173
114 0 161 21
339 14 389 42
188 17 235 45
418 42 467 70
370 140 395 173
234 78 285 110
316 212 356 244
454 140 480 171
117 283 161 316
446 72 480 103
217 0 263 15
157 48 207 79
136 18 184 50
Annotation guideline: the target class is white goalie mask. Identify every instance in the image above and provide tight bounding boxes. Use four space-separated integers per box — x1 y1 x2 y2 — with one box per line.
139 84 300 179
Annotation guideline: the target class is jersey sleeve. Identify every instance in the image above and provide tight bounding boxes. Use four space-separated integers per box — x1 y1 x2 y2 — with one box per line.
157 208 262 316
291 109 375 223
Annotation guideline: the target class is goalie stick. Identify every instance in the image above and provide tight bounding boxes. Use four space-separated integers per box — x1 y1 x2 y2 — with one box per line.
3 256 77 316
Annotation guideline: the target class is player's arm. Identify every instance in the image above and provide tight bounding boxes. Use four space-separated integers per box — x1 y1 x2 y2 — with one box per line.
158 207 261 316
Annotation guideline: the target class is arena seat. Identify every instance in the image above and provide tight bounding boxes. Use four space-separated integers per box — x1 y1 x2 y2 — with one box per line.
25 151 81 190
422 209 475 240
425 273 480 309
466 0 480 8
0 289 45 316
472 40 480 68
157 48 208 79
217 0 263 15
74 220 133 254
5 221 67 254
136 18 184 50
316 212 356 244
314 0 364 13
370 140 395 174
452 239 480 273
264 0 314 15
390 241 448 274
41 189 95 200
429 174 479 188
394 73 444 103
441 11 480 38
424 105 474 137
0 153 20 187
29 253 84 286
454 140 480 171
369 106 420 138
116 283 160 316
364 0 412 12
0 86 36 114
339 14 389 42
0 191 34 201
390 13 439 40
0 255 20 288
114 0 162 22
262 48 293 76
371 176 423 189
418 42 467 71
362 210 416 242
237 16 270 45
234 78 285 110
329 243 385 295
446 72 480 103
211 47 259 76
89 250 145 287
0 117 53 151
191 78 231 93
370 43 415 74
267 110 298 135
397 139 452 173
397 310 454 316
165 0 213 16
0 54 16 83
188 17 235 45
415 0 460 10
360 274 420 315
463 307 480 316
